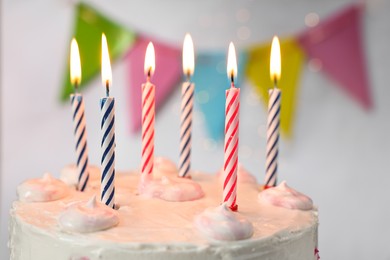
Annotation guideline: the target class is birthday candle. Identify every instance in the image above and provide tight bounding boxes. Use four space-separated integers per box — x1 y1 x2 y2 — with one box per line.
223 42 239 211
179 34 195 178
141 42 156 183
69 38 90 192
264 36 281 189
100 33 116 208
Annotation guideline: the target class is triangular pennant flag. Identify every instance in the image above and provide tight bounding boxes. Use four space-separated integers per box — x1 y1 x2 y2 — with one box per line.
246 38 305 137
61 3 136 100
125 35 182 132
298 4 372 109
193 52 247 141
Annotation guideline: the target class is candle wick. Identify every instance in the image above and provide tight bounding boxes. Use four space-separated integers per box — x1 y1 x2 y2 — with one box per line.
74 81 79 93
186 71 191 82
147 68 152 80
273 76 278 88
105 81 110 97
230 73 235 88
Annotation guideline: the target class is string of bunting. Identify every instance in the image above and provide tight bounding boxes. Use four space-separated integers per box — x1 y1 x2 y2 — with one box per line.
62 3 372 140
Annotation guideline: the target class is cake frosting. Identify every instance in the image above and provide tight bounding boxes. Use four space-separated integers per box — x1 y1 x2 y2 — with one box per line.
17 173 69 202
60 164 101 189
194 203 253 241
59 196 119 233
259 181 313 210
9 170 318 260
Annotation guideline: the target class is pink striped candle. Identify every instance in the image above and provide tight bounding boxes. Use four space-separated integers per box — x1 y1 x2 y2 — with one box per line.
141 42 156 183
223 42 239 211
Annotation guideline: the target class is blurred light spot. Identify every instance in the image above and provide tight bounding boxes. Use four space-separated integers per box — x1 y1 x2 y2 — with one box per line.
258 125 266 138
196 90 210 104
215 13 228 27
193 111 205 124
199 15 212 27
308 58 322 72
246 91 259 106
237 26 251 40
305 12 320 27
202 138 217 151
236 8 251 23
240 145 253 158
217 61 225 74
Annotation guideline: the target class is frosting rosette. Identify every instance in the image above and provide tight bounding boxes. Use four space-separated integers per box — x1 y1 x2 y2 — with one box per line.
194 203 253 241
217 164 257 184
259 181 313 210
17 173 69 202
59 196 119 233
60 164 100 189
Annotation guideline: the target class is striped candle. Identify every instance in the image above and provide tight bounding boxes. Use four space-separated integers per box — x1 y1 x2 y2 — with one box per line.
141 81 155 177
223 42 239 211
179 82 194 178
100 33 115 208
264 88 281 188
70 94 90 191
264 36 282 189
100 97 115 208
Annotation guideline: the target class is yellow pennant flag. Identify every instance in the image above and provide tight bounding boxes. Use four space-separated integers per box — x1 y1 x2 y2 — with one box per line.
246 38 305 137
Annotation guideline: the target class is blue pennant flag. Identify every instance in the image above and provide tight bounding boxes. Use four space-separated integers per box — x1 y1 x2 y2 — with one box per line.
193 51 247 141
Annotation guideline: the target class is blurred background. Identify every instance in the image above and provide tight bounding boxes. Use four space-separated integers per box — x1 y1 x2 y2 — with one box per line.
1 0 390 259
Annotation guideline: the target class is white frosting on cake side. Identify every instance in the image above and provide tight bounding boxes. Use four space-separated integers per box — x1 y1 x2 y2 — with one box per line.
17 173 69 202
59 196 119 233
10 172 318 260
194 203 253 241
259 181 314 210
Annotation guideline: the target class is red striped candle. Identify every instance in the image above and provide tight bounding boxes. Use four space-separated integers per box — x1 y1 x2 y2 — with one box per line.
223 42 239 211
141 42 156 183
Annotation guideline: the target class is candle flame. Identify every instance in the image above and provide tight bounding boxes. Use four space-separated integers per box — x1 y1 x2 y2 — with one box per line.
144 42 155 77
270 36 281 82
70 38 81 85
227 42 237 81
101 33 112 87
183 33 194 76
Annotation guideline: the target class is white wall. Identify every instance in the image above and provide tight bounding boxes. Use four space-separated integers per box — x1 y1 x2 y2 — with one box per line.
2 0 390 259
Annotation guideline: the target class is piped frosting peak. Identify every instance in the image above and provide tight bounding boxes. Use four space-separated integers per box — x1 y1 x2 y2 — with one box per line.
259 181 313 210
17 173 69 202
194 203 253 241
59 195 119 233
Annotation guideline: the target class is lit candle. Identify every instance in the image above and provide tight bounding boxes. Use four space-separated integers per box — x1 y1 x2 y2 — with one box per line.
69 38 90 192
179 34 195 178
264 36 281 189
100 33 116 208
141 42 156 184
223 42 240 211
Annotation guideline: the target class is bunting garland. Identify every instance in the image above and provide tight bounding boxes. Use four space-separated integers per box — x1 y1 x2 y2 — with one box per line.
62 2 372 141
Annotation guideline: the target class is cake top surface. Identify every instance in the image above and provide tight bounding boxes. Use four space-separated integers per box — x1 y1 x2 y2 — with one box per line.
12 170 317 246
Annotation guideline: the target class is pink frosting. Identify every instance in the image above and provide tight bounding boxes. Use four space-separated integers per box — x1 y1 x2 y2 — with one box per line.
59 196 119 233
194 203 253 241
139 175 204 201
17 173 69 202
259 181 313 210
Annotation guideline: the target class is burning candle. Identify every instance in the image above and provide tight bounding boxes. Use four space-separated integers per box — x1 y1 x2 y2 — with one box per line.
264 36 281 189
141 42 156 183
100 33 116 208
69 38 90 192
223 42 240 211
179 34 195 178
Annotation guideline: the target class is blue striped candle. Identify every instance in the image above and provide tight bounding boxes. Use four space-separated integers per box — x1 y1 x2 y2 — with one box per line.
70 94 90 191
100 97 115 208
179 81 194 178
264 88 281 188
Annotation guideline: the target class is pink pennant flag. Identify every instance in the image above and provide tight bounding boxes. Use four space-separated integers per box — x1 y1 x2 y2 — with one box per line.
125 35 182 132
298 4 372 109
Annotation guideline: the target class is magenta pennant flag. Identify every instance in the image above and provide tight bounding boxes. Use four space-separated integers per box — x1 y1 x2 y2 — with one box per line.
298 4 372 109
125 35 182 132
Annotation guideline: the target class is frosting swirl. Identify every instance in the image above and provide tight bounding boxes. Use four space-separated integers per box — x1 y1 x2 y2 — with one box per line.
152 157 179 178
194 203 253 241
259 181 313 210
17 173 69 202
217 164 257 184
139 175 204 201
59 196 119 233
60 164 100 189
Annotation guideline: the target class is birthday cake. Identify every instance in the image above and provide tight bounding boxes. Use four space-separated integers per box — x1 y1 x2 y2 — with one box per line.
9 158 318 260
